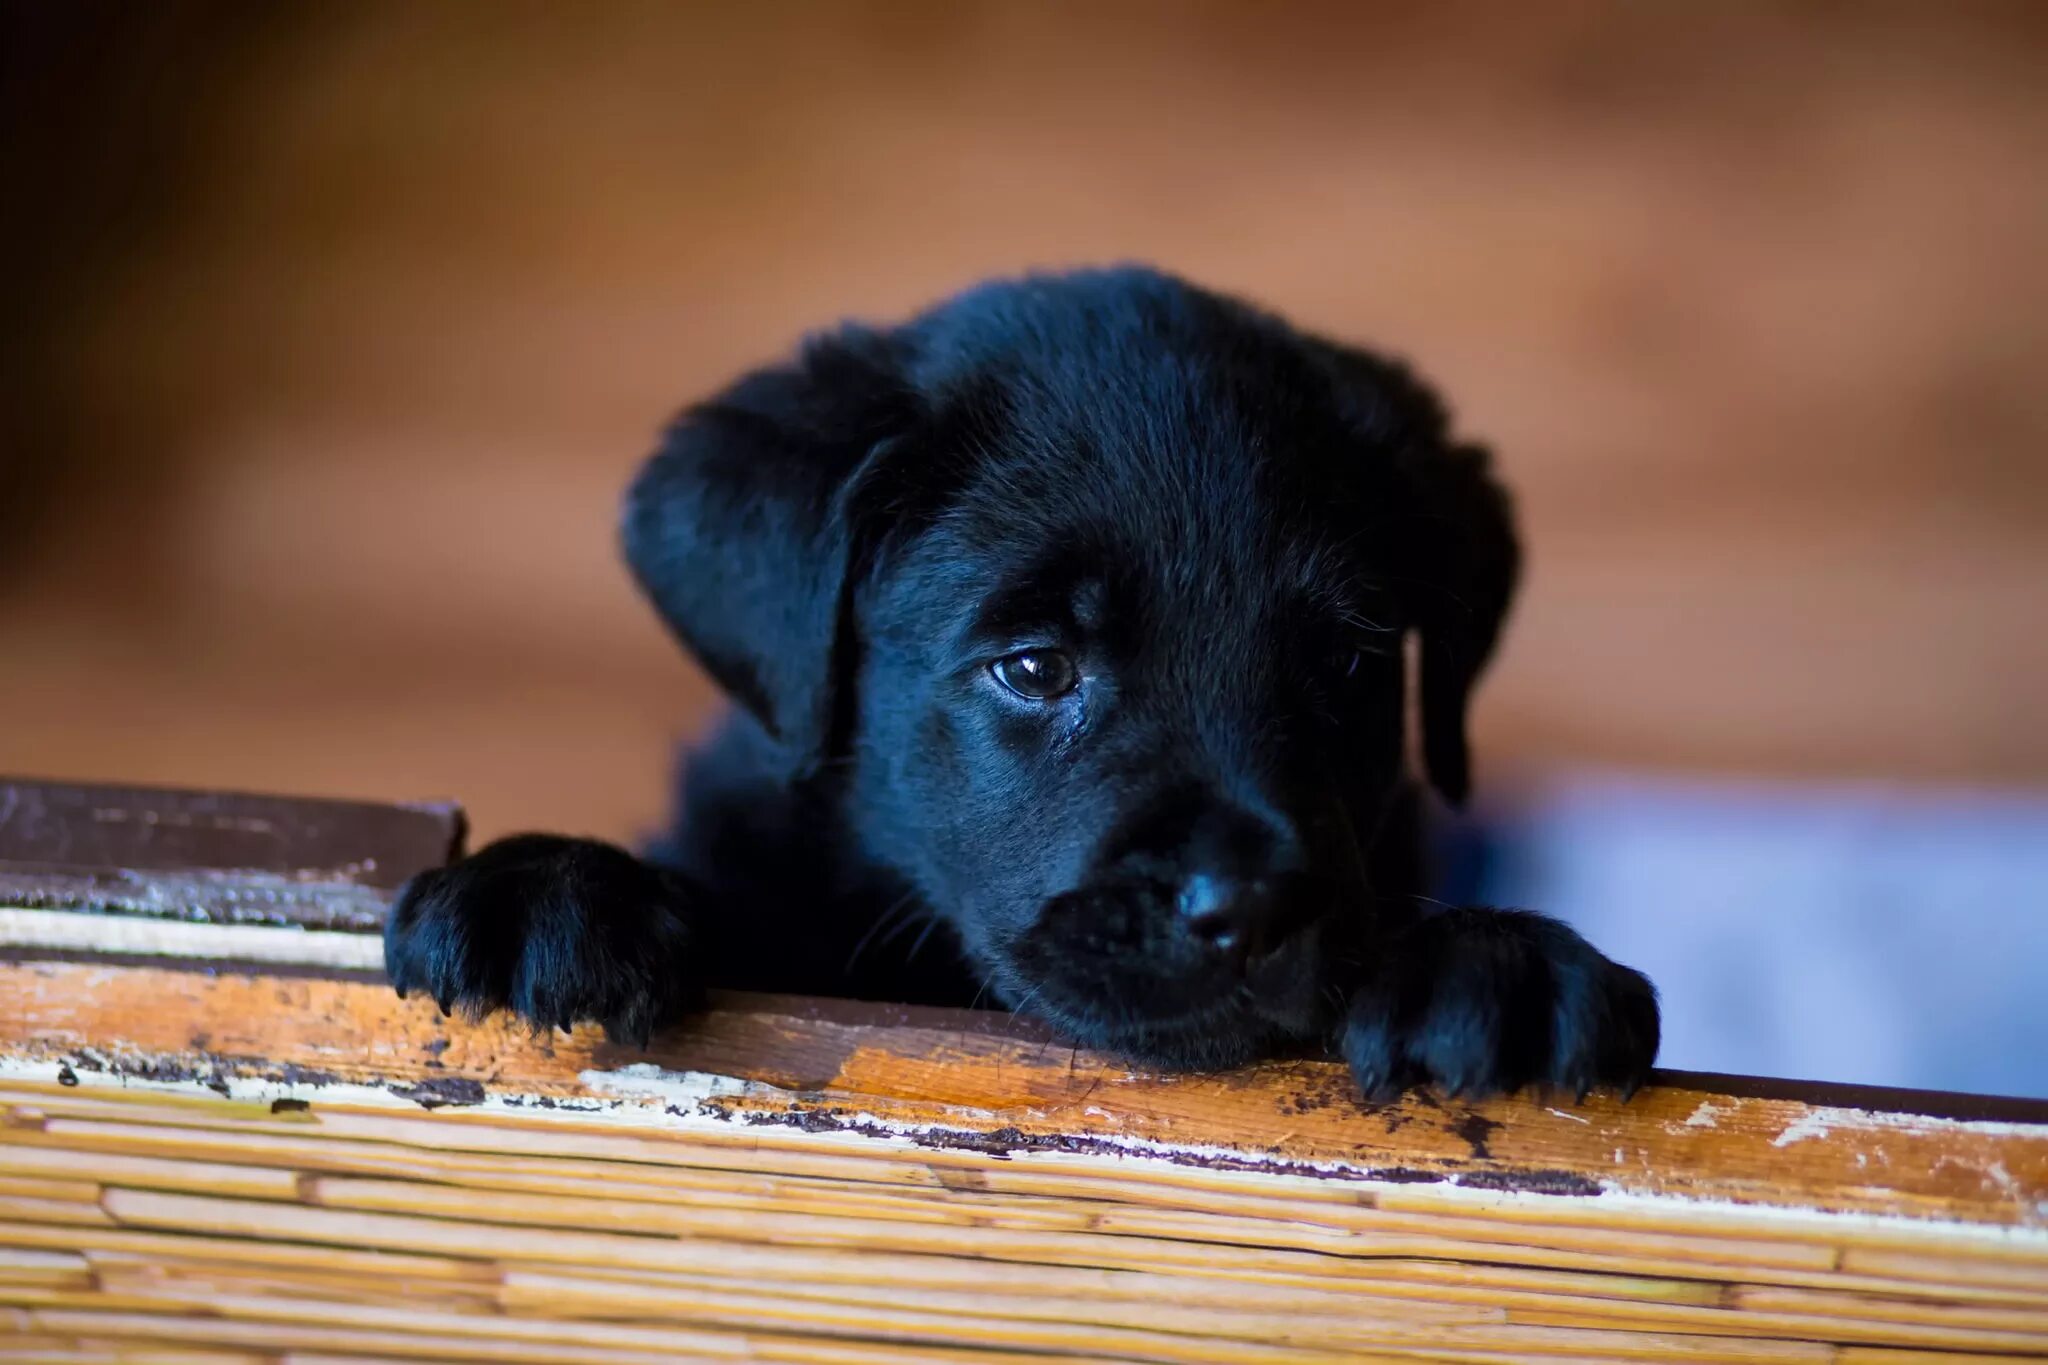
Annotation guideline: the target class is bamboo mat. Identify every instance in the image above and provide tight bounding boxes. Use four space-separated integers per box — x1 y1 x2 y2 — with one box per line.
2 960 2045 1364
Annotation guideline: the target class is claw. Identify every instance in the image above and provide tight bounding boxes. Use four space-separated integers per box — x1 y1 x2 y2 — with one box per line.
436 995 453 1018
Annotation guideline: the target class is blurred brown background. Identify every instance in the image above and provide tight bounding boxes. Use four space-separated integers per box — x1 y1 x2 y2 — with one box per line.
4 1 2045 845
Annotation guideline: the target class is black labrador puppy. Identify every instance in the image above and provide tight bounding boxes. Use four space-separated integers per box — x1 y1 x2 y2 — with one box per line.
385 266 1659 1101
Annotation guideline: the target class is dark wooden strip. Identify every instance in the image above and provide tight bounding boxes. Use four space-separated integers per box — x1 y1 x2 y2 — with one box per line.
0 777 464 929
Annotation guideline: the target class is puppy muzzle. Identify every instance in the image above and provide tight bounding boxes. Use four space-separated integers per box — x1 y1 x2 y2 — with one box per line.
1002 877 1331 1035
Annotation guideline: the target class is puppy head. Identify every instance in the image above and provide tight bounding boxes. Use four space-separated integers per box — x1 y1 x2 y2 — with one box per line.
625 268 1517 1065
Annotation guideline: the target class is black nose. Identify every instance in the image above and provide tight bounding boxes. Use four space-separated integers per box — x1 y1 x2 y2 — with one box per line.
1177 872 1279 959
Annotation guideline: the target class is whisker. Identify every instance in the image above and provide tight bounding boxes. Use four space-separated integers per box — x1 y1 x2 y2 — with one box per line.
843 892 920 972
1339 609 1400 635
904 916 943 962
1007 983 1044 1026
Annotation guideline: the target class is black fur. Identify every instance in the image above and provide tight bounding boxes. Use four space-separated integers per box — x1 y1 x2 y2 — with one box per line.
384 266 1659 1100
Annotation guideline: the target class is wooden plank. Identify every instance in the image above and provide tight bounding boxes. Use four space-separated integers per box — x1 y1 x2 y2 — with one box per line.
2 960 2046 1361
4 962 2042 1228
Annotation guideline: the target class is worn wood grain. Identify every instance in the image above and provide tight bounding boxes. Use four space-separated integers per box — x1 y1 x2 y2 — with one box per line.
6 962 2043 1224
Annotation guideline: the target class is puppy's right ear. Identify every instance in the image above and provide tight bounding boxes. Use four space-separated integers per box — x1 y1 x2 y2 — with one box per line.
621 325 918 769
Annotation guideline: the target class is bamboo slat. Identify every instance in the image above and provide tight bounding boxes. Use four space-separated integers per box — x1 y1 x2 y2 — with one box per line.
1 959 2044 1363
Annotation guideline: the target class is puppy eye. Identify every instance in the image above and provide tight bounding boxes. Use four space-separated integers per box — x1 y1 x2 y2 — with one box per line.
991 650 1078 700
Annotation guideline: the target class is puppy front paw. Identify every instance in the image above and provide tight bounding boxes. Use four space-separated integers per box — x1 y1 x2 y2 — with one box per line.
1339 907 1658 1103
383 834 702 1046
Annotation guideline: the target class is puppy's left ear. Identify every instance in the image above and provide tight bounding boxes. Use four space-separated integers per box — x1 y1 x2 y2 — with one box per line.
1308 341 1521 806
1396 437 1520 807
620 325 919 774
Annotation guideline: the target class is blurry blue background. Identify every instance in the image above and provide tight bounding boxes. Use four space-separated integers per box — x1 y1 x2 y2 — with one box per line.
1455 775 2048 1097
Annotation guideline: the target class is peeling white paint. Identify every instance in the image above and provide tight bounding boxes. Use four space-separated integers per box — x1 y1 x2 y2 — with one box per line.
1683 1101 1722 1129
1773 1112 1833 1147
578 1062 754 1108
0 906 384 970
1545 1107 1591 1125
1799 1104 2048 1142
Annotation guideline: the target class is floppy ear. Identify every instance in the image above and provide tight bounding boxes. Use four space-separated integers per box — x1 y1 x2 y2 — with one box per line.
1396 437 1520 806
620 325 919 771
1306 341 1521 806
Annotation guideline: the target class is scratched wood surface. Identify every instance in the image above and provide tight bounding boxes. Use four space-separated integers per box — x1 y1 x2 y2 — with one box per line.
3 959 2046 1363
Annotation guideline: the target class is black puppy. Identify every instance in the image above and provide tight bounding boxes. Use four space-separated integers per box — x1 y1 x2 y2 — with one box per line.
385 266 1658 1101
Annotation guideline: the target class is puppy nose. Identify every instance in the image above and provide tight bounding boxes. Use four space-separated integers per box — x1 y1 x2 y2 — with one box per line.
1177 873 1278 959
